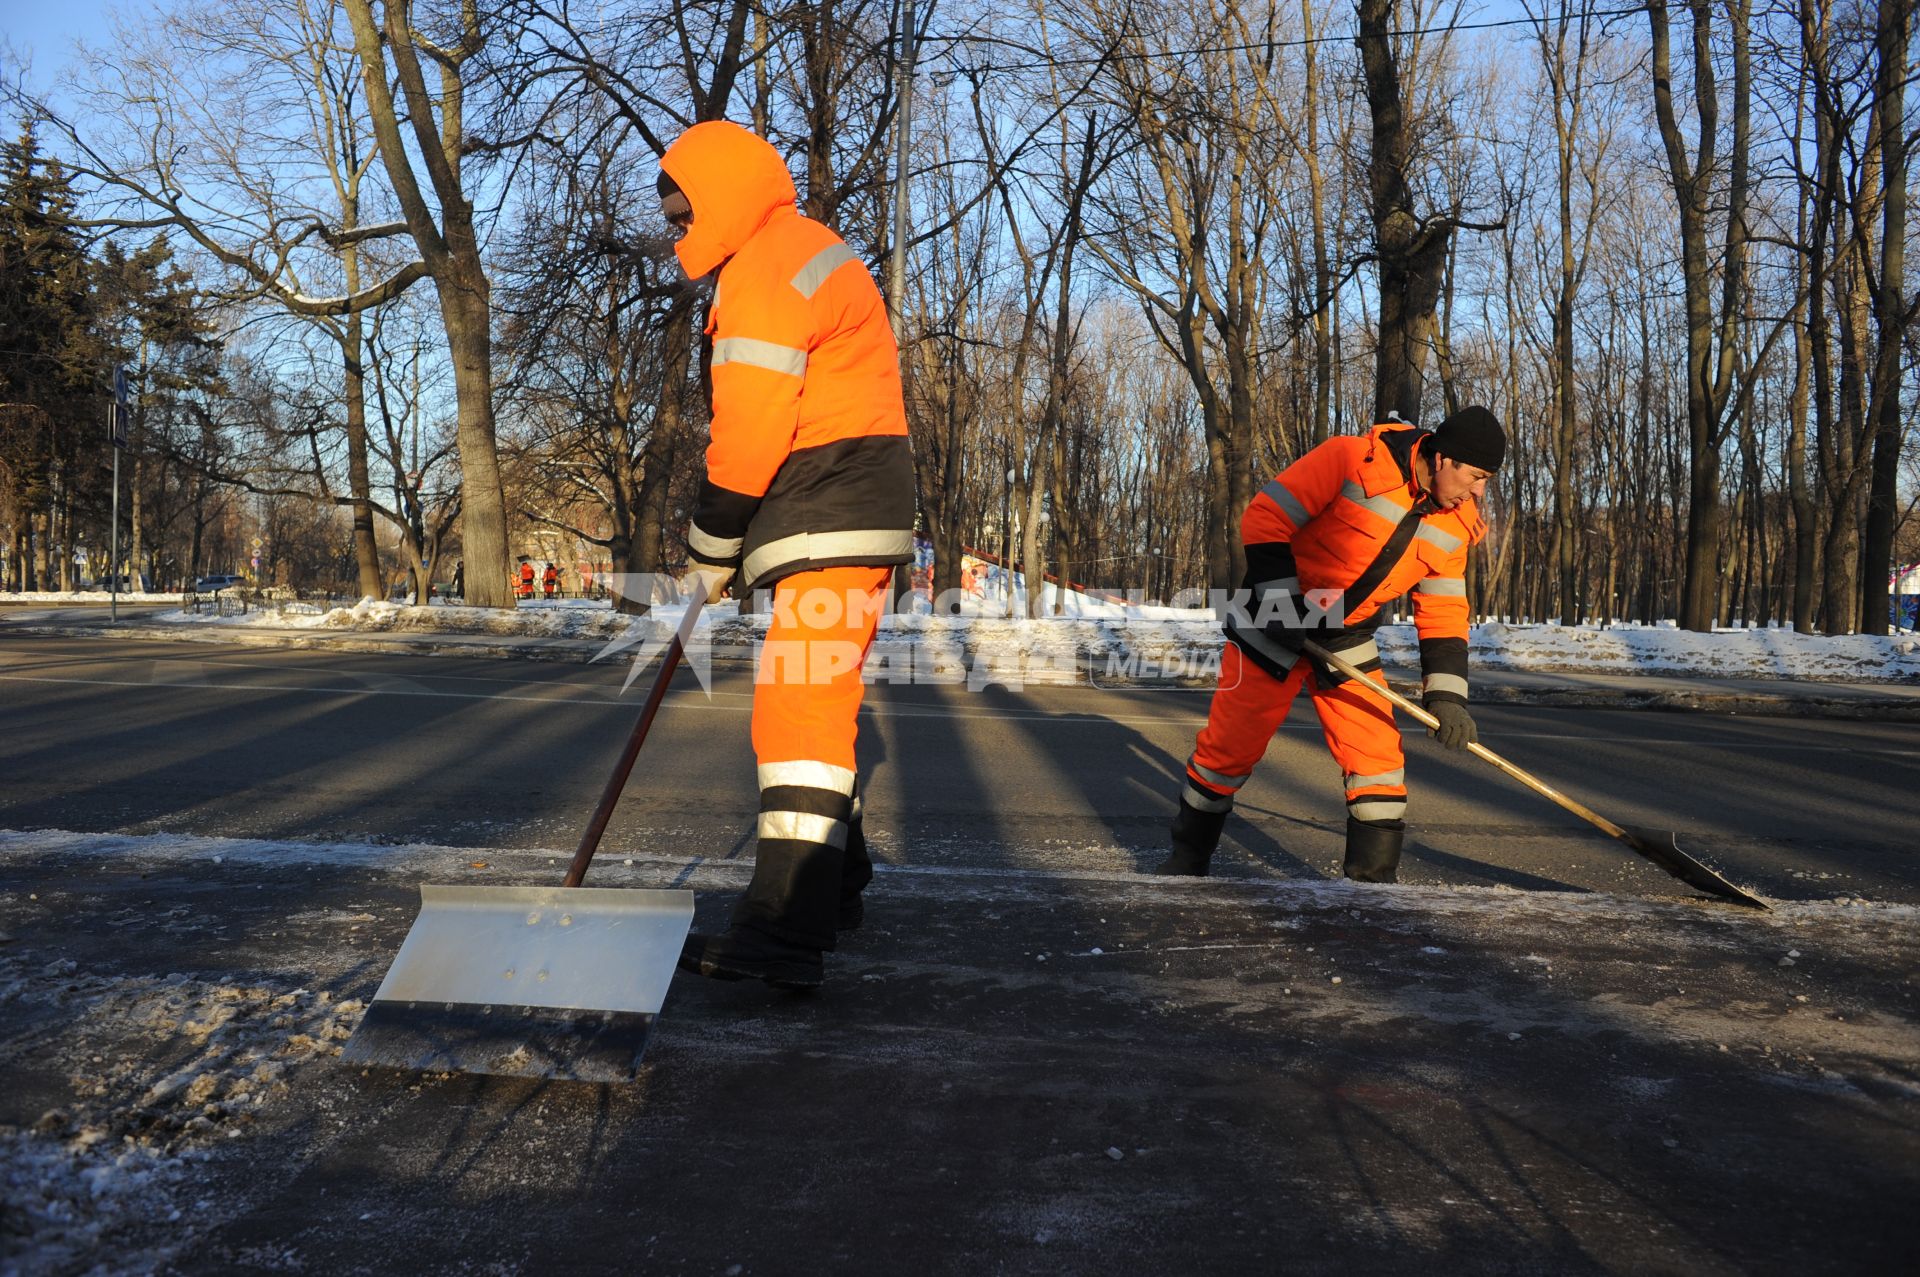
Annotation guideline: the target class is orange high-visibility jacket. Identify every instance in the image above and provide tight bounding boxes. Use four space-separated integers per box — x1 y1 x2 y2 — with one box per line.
661 122 915 591
1230 423 1484 705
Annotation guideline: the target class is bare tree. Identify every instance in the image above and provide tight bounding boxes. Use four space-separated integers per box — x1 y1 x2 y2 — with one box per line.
342 0 513 606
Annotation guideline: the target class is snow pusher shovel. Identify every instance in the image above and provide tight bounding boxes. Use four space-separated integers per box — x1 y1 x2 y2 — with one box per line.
342 595 711 1081
1301 639 1769 910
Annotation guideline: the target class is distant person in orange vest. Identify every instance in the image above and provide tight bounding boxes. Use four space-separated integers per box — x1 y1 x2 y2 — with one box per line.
660 121 915 990
1160 407 1505 884
517 560 535 600
542 562 559 599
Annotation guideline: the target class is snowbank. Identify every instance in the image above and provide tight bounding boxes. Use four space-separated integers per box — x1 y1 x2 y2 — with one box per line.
59 593 1917 684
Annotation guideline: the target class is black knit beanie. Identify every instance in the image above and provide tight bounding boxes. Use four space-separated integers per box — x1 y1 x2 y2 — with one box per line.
1431 405 1506 472
656 171 679 198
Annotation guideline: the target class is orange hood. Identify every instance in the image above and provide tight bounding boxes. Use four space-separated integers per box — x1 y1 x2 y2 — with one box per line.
659 122 798 280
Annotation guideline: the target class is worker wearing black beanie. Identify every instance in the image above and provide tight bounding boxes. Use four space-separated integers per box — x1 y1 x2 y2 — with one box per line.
1431 405 1506 473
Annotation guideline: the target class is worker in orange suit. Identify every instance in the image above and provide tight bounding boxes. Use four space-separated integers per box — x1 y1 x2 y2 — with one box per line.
517 560 535 601
660 121 916 989
1158 407 1506 883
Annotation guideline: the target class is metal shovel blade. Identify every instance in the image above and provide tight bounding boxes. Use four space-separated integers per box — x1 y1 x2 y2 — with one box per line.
341 884 694 1082
1618 827 1771 910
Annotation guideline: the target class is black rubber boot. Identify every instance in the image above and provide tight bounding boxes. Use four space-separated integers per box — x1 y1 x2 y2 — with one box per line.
1153 797 1230 876
1342 816 1405 884
678 928 823 989
679 832 842 988
838 802 872 932
731 834 843 949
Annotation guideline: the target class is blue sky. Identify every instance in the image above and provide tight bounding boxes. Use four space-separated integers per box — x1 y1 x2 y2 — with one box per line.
4 0 120 96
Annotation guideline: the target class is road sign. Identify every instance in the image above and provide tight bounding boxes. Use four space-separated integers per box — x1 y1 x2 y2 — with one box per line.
109 366 130 447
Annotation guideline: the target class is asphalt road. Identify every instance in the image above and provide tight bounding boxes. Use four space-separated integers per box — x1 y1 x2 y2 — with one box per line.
0 632 1914 905
4 632 1919 1274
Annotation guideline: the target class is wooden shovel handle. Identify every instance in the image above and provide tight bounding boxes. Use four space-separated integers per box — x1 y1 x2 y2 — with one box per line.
1300 639 1631 840
563 596 709 888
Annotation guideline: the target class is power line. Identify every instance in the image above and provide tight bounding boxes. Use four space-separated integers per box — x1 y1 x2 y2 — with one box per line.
915 4 1648 76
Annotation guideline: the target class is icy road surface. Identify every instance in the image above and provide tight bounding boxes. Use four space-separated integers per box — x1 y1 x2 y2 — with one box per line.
2 832 1915 1275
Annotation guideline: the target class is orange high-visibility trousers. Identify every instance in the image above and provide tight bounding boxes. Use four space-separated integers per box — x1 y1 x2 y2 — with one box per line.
751 565 892 774
1187 642 1409 824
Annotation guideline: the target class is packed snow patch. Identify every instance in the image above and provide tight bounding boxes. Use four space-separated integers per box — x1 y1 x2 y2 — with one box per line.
0 961 363 1275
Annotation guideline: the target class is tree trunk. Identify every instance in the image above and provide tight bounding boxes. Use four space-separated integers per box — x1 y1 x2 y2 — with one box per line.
342 311 385 599
1359 0 1454 423
1648 0 1752 631
1860 0 1912 634
435 277 511 608
343 0 512 608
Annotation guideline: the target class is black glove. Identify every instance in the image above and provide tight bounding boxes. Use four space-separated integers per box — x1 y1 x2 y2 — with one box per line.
1426 700 1476 751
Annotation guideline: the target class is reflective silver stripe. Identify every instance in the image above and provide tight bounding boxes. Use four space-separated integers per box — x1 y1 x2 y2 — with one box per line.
1423 673 1470 699
1188 758 1250 791
743 528 915 584
1344 768 1406 791
1340 480 1406 524
1415 522 1464 554
713 336 808 377
790 243 859 299
1348 798 1407 822
758 760 857 795
1333 639 1380 667
1415 576 1466 596
688 522 744 561
1260 479 1311 527
758 810 849 847
1230 623 1301 670
1251 577 1301 597
1182 783 1235 814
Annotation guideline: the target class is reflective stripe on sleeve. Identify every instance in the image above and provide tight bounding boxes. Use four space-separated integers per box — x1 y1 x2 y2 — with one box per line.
743 529 915 584
758 810 850 848
1423 673 1470 699
1340 480 1406 523
1415 522 1464 553
1188 758 1251 791
713 336 808 377
1260 479 1312 527
758 760 858 795
688 523 744 561
790 244 860 299
1415 576 1467 596
1183 783 1235 814
1335 639 1381 667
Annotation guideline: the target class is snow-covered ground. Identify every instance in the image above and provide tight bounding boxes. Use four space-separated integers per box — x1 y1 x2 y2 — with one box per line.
1 590 183 603
127 594 1920 683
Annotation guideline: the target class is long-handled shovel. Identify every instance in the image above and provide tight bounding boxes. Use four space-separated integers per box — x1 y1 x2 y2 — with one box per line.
1302 639 1769 910
342 594 711 1082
